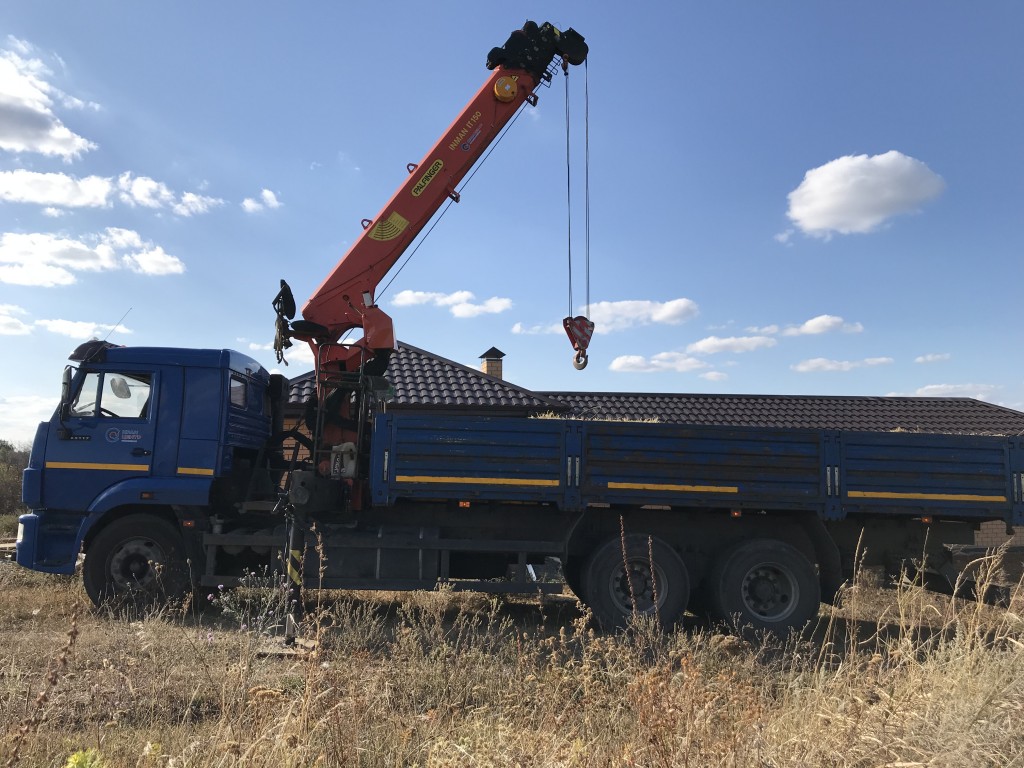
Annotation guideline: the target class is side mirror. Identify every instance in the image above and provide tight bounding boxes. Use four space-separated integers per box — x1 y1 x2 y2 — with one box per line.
59 366 73 420
110 376 131 399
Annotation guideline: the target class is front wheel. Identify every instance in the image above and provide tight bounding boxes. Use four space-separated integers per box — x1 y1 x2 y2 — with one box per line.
706 538 820 634
582 534 689 629
83 515 192 608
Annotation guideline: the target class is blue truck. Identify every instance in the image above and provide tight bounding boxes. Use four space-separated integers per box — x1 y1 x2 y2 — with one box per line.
16 338 1024 632
15 22 1024 632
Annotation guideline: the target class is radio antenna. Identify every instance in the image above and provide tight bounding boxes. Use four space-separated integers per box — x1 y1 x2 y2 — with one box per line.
102 308 132 342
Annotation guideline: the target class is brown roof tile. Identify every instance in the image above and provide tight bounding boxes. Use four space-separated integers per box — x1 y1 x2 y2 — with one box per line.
288 344 1024 435
287 342 564 412
538 392 1024 435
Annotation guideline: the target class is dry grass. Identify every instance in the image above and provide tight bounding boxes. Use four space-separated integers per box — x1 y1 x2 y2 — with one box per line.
2 557 1024 767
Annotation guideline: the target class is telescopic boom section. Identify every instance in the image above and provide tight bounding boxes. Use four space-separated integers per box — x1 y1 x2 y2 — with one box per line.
273 21 587 375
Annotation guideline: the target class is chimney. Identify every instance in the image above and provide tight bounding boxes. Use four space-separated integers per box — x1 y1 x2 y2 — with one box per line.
479 346 505 379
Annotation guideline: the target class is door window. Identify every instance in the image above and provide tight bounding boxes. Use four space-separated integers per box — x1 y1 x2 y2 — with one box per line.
70 372 152 419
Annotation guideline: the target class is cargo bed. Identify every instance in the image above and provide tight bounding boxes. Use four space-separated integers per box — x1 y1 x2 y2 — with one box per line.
370 414 1024 526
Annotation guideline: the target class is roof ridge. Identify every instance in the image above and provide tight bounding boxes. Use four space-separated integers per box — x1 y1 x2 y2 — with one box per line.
390 341 563 407
537 390 990 403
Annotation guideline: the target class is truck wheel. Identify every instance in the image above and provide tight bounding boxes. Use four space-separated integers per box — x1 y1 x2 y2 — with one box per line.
561 557 585 599
83 515 191 609
582 534 689 629
707 539 820 634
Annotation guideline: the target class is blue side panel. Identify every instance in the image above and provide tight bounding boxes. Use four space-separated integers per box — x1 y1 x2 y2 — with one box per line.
371 414 566 506
17 512 85 574
840 431 1013 518
87 476 212 514
21 422 49 509
581 422 824 510
180 367 223 475
17 475 213 574
367 414 1022 526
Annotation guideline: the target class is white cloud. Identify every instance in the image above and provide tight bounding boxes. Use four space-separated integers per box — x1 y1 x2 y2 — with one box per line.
0 304 31 335
242 188 282 213
0 169 112 207
451 297 512 318
746 324 780 335
102 227 144 250
511 321 562 335
35 318 132 339
782 314 863 336
0 169 221 215
279 342 315 366
792 356 893 373
0 393 59 443
0 228 184 286
700 371 728 382
123 245 185 275
393 290 474 307
0 43 97 159
391 289 512 318
587 298 698 333
172 191 224 216
117 172 175 208
913 383 997 399
914 353 951 364
610 352 707 374
785 151 945 238
686 335 777 355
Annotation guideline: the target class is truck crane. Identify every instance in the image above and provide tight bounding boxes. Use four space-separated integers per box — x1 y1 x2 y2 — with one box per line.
274 21 590 378
269 20 590 512
18 21 1024 635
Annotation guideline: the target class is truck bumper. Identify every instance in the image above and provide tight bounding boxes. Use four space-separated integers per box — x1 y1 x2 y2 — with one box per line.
16 512 84 575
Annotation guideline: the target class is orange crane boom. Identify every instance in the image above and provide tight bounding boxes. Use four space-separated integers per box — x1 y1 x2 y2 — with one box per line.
273 21 588 377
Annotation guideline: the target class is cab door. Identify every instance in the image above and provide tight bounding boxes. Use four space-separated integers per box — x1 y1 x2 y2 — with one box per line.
42 368 157 512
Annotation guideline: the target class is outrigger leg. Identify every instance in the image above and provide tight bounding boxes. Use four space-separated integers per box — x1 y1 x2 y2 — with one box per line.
284 511 304 645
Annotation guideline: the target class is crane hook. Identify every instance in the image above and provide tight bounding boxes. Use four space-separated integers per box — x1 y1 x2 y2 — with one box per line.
563 315 594 372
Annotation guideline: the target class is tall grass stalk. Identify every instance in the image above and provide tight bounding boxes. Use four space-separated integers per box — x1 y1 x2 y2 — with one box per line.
2 552 1024 766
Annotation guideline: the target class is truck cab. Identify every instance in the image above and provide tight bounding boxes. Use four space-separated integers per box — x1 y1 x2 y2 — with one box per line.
17 340 274 589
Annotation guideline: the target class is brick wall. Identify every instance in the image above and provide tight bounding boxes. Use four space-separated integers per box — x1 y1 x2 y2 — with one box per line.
975 520 1024 547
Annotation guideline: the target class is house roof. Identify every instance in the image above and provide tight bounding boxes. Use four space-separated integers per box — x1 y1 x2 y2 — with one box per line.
287 341 565 412
287 343 1024 435
538 391 1024 435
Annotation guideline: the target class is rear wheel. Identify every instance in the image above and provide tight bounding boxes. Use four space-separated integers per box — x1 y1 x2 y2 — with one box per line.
83 515 192 608
561 556 585 599
582 534 689 629
707 538 820 633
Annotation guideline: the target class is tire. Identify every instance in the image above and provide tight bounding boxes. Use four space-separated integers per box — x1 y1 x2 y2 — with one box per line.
561 556 585 599
582 534 689 629
707 538 820 634
83 515 192 609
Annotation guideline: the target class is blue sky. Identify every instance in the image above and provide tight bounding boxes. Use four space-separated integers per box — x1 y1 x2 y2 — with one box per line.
2 2 1023 442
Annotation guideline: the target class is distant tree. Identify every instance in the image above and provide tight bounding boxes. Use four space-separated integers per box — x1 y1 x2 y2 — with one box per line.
0 439 30 517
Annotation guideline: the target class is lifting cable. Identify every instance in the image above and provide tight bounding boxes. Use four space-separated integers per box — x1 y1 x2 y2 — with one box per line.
562 59 594 370
564 60 592 320
584 60 591 319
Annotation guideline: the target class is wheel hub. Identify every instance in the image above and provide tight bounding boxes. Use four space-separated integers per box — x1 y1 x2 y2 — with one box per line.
109 538 164 592
741 564 797 621
609 559 665 614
